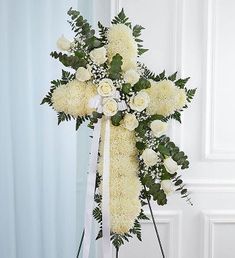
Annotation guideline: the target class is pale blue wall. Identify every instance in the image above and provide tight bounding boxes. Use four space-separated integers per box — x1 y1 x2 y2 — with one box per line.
0 0 94 257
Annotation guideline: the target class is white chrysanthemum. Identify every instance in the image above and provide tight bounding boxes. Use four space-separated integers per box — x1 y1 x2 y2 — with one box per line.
107 24 138 71
51 80 97 117
175 88 187 110
146 80 182 117
51 84 68 113
98 122 141 234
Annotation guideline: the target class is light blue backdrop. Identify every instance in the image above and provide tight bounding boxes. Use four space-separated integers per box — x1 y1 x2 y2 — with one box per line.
0 0 96 257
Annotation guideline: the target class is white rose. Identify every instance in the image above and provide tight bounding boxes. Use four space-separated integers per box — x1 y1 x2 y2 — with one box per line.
102 98 118 116
164 157 178 174
129 91 150 112
123 69 140 85
75 67 91 82
56 35 71 51
90 47 107 65
97 79 115 97
150 120 168 138
123 113 139 131
161 180 174 195
142 148 160 167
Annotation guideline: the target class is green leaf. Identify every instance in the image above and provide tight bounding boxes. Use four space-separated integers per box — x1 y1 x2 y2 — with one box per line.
142 174 154 188
57 112 71 125
92 111 102 119
111 111 123 126
186 88 197 102
135 121 148 137
169 111 182 123
85 36 102 50
98 21 108 43
76 117 83 130
136 142 146 150
67 7 95 40
150 114 165 121
168 71 177 81
133 25 145 37
175 77 190 88
122 83 132 94
159 70 166 80
96 229 103 240
175 179 183 186
158 144 171 156
50 51 87 70
133 78 151 92
111 8 130 26
149 183 161 196
108 54 123 80
138 48 149 56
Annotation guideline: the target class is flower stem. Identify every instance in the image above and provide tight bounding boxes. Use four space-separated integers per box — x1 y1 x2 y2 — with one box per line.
76 229 85 258
116 247 119 258
144 186 165 258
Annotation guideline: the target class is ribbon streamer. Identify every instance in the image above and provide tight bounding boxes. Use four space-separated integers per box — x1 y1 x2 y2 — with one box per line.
102 117 112 257
82 119 101 258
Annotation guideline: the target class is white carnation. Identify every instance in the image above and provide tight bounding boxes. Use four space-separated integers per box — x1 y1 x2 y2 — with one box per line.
146 79 181 117
175 88 187 110
129 91 150 112
75 67 91 82
123 113 139 131
164 157 178 174
107 24 138 71
90 46 107 65
99 123 141 234
97 79 115 97
51 80 97 117
56 35 71 51
142 148 160 167
161 180 174 195
150 120 168 137
102 98 118 116
123 69 140 85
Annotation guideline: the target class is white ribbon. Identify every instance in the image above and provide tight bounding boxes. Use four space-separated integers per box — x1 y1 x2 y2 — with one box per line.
102 117 112 258
82 119 101 258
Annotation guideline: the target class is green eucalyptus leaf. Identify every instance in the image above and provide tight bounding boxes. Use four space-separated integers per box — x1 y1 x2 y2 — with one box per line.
158 144 170 156
136 142 146 150
108 54 123 80
111 111 123 126
133 78 151 92
122 83 132 94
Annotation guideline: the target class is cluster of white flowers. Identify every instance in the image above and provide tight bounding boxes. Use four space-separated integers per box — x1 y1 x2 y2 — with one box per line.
107 24 138 72
146 80 187 117
98 122 141 234
51 80 97 117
